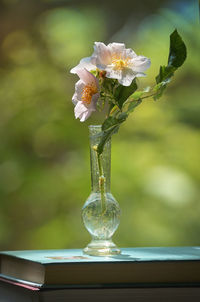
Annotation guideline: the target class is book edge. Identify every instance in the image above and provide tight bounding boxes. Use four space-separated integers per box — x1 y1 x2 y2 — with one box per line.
1 274 200 291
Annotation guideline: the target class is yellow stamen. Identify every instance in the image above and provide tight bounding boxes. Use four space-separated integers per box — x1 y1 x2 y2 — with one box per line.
82 84 98 105
112 55 130 70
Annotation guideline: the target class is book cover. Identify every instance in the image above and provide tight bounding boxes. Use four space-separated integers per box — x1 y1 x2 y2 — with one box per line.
0 247 200 288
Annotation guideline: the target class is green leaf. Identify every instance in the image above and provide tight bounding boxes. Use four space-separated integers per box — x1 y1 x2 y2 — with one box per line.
97 113 128 154
153 83 167 100
156 65 175 83
127 99 142 113
114 79 137 109
168 29 187 68
130 87 150 101
130 91 144 101
97 125 120 155
155 29 187 100
102 116 119 131
102 113 128 131
101 78 117 94
156 30 186 85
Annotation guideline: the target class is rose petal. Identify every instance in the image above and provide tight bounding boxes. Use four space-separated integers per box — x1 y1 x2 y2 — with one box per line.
74 101 96 122
76 68 98 87
119 69 136 86
135 72 147 77
72 80 85 105
107 43 125 57
105 66 122 80
131 56 151 72
122 48 137 59
91 92 100 108
92 42 111 66
70 57 96 74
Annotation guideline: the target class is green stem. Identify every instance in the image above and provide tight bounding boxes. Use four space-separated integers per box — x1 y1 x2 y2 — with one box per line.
141 93 156 100
97 152 106 214
127 93 156 104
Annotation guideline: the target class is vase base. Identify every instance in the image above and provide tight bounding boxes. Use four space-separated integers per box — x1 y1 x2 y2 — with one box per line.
83 239 121 257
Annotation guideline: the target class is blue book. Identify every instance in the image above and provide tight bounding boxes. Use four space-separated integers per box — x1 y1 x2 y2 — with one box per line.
0 247 200 288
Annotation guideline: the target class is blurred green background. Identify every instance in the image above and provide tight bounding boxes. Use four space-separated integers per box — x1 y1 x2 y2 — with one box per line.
0 0 199 251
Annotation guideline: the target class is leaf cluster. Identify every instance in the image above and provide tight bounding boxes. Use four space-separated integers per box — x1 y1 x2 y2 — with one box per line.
97 29 187 154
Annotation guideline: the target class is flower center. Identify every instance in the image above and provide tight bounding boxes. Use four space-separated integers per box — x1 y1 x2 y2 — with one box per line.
82 85 98 105
112 56 130 70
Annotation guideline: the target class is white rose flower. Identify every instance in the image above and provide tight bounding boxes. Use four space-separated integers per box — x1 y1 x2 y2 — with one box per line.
91 42 151 86
72 68 99 122
70 42 151 87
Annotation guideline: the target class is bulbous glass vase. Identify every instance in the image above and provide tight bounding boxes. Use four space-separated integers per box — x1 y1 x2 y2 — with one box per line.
82 125 121 256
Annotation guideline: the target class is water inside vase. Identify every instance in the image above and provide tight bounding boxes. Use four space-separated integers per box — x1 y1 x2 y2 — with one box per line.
82 125 121 256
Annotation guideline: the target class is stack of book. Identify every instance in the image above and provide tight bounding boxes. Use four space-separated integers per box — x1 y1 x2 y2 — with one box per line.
0 246 200 301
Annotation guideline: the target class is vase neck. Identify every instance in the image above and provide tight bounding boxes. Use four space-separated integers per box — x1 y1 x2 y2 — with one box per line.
89 125 111 193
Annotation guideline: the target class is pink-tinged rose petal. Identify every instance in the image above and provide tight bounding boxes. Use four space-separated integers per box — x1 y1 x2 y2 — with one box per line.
107 43 125 57
122 48 137 59
76 68 97 86
91 92 100 108
119 69 135 86
70 57 96 74
93 42 111 66
131 56 151 72
71 70 99 122
74 101 96 122
72 80 85 105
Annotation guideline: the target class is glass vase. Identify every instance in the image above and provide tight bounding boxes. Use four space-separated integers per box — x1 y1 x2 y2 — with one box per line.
82 125 121 256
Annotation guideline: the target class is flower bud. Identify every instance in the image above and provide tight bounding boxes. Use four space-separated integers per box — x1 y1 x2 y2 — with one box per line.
99 70 106 78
